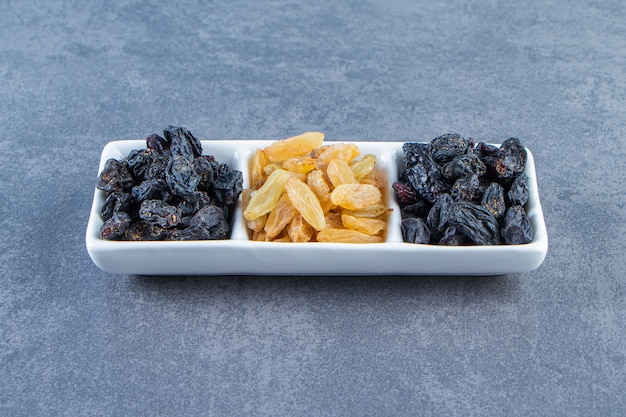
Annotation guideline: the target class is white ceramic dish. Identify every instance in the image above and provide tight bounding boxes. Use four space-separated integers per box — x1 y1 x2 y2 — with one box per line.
86 139 548 276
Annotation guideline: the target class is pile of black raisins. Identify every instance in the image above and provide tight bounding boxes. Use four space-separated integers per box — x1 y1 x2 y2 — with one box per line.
97 126 243 241
393 133 533 245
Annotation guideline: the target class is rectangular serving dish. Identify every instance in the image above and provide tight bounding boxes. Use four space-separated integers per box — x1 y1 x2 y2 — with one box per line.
86 139 548 276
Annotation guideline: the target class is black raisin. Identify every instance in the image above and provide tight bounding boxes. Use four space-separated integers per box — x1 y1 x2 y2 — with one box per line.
496 138 527 179
507 173 529 206
442 154 486 180
166 155 200 196
138 200 181 228
97 159 134 192
449 202 500 245
481 182 506 220
100 212 131 240
430 133 468 164
501 205 533 244
450 174 480 202
401 217 430 244
101 192 131 221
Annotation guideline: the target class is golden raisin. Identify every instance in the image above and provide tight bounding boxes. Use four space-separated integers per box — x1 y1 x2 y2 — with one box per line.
284 177 326 231
330 184 382 210
264 132 325 163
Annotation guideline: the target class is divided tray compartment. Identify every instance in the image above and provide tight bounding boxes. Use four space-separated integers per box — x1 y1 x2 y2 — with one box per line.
86 140 548 276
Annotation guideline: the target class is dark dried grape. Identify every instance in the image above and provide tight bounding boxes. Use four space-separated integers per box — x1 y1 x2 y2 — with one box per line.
481 182 506 220
131 178 170 202
123 221 169 241
401 199 431 219
426 193 454 239
146 134 169 155
395 134 533 245
450 174 480 202
402 143 448 197
97 159 134 192
430 133 468 164
194 156 215 191
138 200 181 228
100 212 131 240
473 142 499 158
501 205 533 244
401 217 430 244
101 192 131 221
507 173 529 206
97 126 242 241
496 138 526 179
438 226 466 246
166 156 200 195
392 181 418 205
177 191 212 217
449 202 500 245
144 152 170 181
165 126 203 161
442 154 486 180
212 164 243 206
123 149 152 182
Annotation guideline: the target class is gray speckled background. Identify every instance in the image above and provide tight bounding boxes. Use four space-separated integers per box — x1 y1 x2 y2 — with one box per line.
1 0 625 415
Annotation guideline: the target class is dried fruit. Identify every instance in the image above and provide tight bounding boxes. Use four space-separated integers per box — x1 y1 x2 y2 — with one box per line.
264 132 324 163
330 184 381 210
97 126 242 240
394 134 533 245
244 168 293 221
244 134 390 242
284 178 326 231
316 228 383 243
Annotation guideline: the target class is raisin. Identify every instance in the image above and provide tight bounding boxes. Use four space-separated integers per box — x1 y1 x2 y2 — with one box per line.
430 133 469 164
123 220 169 241
97 159 134 192
123 149 152 182
392 181 418 205
438 226 466 245
212 164 243 206
101 192 132 221
166 155 200 196
100 212 131 240
473 142 498 158
481 182 506 220
401 217 430 244
450 174 480 202
164 126 202 160
507 173 529 206
146 133 169 155
442 154 486 180
138 200 181 228
449 202 500 245
426 193 454 240
193 156 215 192
131 178 170 202
496 137 526 179
501 205 533 244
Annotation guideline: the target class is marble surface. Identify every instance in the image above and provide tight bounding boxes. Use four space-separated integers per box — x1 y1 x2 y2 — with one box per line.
1 0 625 415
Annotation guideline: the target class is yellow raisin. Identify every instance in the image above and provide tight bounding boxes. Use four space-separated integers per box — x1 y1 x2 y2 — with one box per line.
324 212 344 229
250 148 269 189
282 155 317 174
244 169 292 220
264 132 325 163
341 214 387 235
284 177 326 231
342 203 391 219
327 158 358 187
330 184 382 210
316 228 384 243
350 154 377 181
306 169 331 200
288 214 315 242
264 193 297 238
317 143 360 164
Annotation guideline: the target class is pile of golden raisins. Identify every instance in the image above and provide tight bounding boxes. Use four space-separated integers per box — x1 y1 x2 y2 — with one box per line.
242 132 390 243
